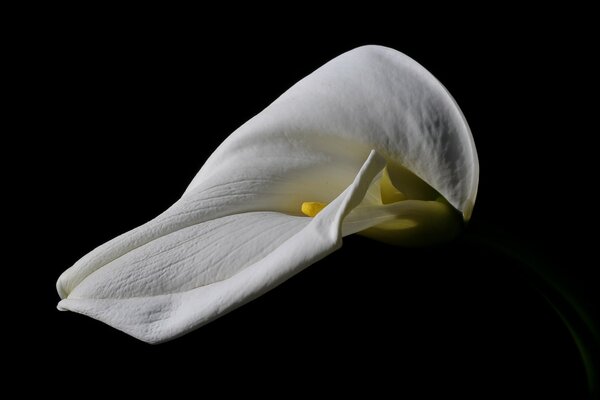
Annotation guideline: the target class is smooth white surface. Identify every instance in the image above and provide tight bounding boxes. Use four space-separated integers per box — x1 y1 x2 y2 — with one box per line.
57 46 478 343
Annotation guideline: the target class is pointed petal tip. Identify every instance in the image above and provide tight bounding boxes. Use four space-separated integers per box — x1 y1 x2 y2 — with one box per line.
57 299 68 311
55 298 163 344
463 198 475 222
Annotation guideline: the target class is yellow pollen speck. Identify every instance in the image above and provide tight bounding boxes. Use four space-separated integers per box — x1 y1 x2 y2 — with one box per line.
301 201 326 217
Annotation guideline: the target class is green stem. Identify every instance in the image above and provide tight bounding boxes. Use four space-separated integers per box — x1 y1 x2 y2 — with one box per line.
464 229 599 398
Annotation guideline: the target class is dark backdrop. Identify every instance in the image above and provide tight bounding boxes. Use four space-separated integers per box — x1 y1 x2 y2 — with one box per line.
22 9 596 399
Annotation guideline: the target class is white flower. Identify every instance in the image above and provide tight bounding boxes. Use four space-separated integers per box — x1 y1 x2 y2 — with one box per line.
57 45 478 343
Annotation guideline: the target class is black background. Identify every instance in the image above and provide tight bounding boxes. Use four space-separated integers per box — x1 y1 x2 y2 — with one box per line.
19 8 597 399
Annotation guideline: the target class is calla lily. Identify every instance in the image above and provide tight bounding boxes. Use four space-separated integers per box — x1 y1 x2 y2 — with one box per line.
57 45 478 343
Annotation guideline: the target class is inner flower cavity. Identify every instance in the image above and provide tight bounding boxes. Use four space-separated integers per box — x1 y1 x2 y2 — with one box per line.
302 161 462 246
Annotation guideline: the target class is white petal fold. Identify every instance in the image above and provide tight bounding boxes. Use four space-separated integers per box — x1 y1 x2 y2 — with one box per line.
186 45 478 219
58 151 386 343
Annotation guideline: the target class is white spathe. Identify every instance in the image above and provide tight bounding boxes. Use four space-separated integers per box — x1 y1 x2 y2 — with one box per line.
57 45 478 343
